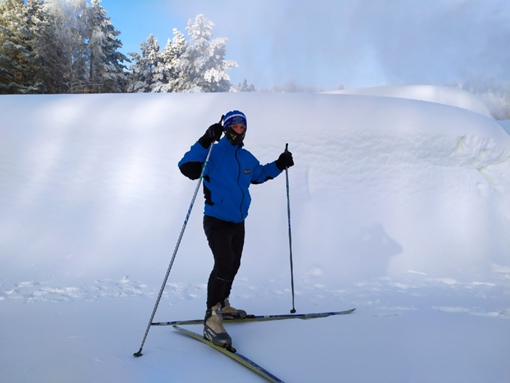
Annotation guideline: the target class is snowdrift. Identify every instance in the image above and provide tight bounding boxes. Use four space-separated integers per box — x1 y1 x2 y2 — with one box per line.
1 89 509 286
332 84 492 117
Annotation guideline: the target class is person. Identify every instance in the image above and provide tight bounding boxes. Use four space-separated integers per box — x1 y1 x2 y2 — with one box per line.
178 110 294 347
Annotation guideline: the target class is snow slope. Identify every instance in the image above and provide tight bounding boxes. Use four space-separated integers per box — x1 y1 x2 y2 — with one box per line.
332 85 493 117
1 87 509 382
499 119 510 134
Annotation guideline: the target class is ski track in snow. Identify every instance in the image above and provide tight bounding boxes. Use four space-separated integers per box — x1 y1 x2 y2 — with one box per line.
0 276 152 302
2 270 509 320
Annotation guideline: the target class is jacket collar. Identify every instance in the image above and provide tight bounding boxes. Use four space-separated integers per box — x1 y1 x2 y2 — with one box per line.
218 135 243 149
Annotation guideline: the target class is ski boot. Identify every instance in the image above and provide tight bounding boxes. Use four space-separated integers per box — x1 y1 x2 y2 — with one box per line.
222 297 247 319
203 303 232 348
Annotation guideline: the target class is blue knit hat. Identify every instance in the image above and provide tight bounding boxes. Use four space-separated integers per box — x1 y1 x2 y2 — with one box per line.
223 110 247 130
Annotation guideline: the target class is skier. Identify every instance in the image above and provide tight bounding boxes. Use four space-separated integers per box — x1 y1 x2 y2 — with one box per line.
178 110 294 347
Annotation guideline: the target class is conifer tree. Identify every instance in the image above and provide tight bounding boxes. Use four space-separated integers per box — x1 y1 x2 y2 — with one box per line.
85 0 128 92
128 14 237 93
0 0 38 93
183 14 237 92
26 0 60 93
128 34 160 92
151 28 189 92
41 0 88 93
166 29 190 92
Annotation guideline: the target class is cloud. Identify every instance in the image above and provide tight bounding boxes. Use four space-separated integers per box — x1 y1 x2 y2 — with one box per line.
165 0 510 89
353 0 510 85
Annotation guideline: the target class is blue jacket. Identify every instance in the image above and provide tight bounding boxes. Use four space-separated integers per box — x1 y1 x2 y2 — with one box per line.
179 137 283 223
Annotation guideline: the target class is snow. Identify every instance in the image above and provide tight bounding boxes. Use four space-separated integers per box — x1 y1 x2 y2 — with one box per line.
1 87 509 382
331 84 493 117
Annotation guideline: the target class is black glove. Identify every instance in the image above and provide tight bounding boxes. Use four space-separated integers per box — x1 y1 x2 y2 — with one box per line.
198 122 223 148
276 150 294 170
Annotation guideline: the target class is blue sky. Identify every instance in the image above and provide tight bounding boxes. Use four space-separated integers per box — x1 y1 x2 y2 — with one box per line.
100 0 510 91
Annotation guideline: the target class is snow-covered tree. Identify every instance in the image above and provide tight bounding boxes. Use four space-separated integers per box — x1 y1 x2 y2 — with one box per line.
150 37 174 93
85 0 128 93
1 4 238 94
128 14 237 93
0 0 39 93
166 28 191 92
236 79 256 92
127 34 160 92
0 0 129 94
183 14 237 92
151 28 191 92
42 0 89 93
455 80 510 120
151 28 189 92
26 0 63 93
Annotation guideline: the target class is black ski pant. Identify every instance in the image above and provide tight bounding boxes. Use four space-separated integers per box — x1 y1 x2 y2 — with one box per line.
203 215 245 310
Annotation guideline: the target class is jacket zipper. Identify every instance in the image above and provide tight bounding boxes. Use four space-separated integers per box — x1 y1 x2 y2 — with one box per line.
235 147 245 221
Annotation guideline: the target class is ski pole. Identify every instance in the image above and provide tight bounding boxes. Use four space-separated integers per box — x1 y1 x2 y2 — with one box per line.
133 116 221 358
284 143 296 313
